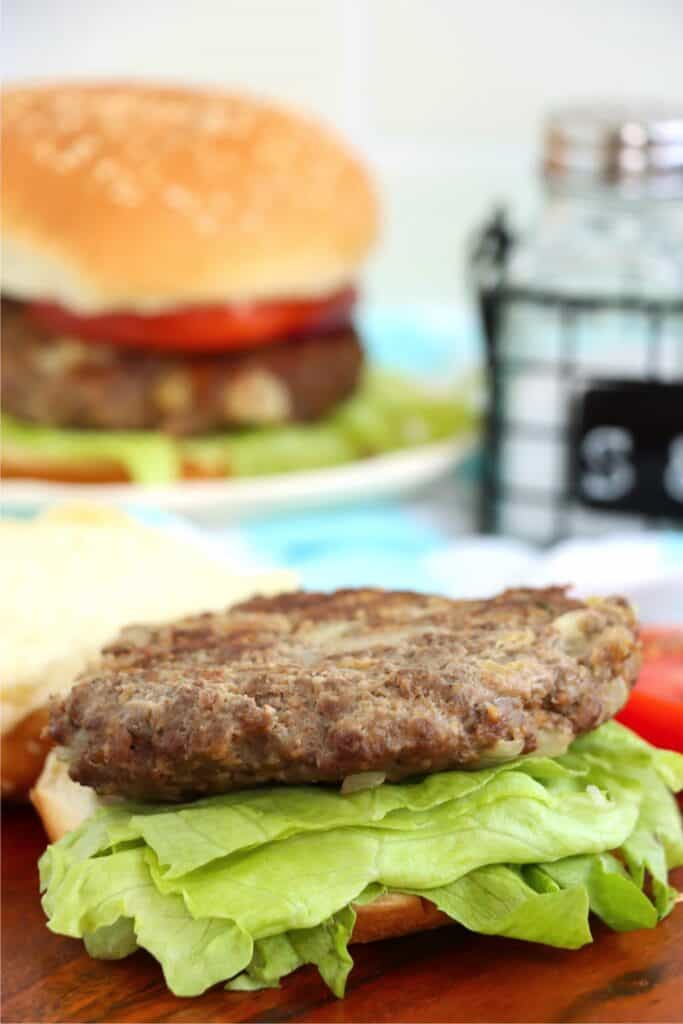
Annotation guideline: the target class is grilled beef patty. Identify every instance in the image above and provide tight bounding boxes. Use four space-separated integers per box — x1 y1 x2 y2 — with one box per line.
50 587 640 801
1 299 363 434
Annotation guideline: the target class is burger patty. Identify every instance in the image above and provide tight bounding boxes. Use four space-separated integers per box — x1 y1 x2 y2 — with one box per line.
50 586 640 800
1 299 363 434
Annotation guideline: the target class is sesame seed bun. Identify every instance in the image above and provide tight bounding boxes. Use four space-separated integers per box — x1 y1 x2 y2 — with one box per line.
32 752 452 942
1 83 378 313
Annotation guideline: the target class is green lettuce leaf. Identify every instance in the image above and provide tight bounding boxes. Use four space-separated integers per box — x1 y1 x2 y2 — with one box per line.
39 723 683 999
409 865 592 948
532 853 659 932
228 907 355 997
84 917 139 960
46 847 252 997
129 756 583 879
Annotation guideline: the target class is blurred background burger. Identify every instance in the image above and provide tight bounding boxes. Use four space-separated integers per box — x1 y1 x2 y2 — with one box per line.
2 83 462 485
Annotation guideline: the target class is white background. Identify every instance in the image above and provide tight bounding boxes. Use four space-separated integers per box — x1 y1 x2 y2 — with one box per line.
4 0 683 303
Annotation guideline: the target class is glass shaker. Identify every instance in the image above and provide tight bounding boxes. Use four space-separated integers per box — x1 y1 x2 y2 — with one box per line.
471 104 683 543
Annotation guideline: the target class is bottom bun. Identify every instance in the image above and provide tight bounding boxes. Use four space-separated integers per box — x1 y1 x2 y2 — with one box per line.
32 753 452 942
351 893 451 944
2 707 53 800
2 457 226 485
30 749 100 843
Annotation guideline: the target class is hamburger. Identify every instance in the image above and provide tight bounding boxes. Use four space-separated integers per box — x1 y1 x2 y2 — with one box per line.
0 503 294 800
1 83 468 484
34 586 683 998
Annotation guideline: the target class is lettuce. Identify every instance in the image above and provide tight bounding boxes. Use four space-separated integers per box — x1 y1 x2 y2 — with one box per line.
3 371 474 484
39 722 683 998
227 907 356 997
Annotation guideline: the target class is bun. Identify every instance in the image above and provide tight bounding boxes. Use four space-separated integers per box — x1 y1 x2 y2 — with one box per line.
351 893 451 944
2 454 131 484
31 749 100 843
2 453 225 484
1 707 52 800
32 754 451 941
1 505 296 797
2 83 377 313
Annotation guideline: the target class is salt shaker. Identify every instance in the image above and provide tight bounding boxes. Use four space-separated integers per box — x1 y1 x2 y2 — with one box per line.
471 104 683 542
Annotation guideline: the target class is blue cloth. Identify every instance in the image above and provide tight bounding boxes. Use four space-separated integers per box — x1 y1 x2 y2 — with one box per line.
240 502 447 592
359 303 479 376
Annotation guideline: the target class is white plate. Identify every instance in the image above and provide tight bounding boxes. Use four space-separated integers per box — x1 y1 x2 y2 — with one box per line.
1 436 475 523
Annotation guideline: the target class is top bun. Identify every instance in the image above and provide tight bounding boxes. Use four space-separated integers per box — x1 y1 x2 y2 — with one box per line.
0 503 296 737
1 83 378 312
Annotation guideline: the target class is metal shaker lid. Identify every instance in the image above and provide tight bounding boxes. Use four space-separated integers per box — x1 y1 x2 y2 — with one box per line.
543 103 683 194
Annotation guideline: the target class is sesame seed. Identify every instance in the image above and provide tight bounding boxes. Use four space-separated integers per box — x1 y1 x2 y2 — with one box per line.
109 179 142 207
92 157 121 182
53 135 99 172
164 184 198 212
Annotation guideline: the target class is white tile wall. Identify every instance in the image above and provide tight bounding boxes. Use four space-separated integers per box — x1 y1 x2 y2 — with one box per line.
4 0 683 303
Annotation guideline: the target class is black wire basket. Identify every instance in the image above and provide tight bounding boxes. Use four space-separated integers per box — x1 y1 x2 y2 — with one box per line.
470 210 683 543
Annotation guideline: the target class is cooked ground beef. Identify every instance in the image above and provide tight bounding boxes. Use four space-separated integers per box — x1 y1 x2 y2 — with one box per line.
50 587 640 801
1 299 363 434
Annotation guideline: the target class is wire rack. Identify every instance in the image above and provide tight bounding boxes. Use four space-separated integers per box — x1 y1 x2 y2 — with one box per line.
470 211 683 543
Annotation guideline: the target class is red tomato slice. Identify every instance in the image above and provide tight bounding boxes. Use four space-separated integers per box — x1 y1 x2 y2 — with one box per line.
616 629 683 752
617 688 683 752
640 627 683 662
26 287 357 353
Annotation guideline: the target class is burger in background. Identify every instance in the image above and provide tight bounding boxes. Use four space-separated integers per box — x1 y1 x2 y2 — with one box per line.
1 83 468 484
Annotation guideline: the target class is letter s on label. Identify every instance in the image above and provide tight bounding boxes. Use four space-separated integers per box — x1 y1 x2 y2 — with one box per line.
581 426 635 502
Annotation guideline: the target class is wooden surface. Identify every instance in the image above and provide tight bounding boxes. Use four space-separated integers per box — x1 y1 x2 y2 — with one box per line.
3 803 682 1024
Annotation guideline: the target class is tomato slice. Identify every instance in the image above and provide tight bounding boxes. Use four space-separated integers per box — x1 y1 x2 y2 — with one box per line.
26 287 357 353
640 627 683 662
616 628 683 752
617 687 683 752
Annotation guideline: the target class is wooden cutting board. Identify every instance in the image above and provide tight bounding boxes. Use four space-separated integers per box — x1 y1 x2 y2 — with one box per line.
3 804 682 1023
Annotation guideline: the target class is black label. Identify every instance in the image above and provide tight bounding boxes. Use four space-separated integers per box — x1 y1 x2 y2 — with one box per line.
572 380 683 518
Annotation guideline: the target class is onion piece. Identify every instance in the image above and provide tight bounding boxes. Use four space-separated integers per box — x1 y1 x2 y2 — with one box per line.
586 783 609 807
341 772 386 795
